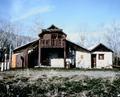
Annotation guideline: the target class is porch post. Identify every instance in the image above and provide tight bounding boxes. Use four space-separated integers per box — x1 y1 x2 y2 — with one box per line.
25 48 28 68
74 49 76 68
64 39 66 68
38 39 41 66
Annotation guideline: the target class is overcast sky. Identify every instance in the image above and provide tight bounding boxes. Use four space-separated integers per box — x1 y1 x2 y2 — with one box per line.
0 0 120 46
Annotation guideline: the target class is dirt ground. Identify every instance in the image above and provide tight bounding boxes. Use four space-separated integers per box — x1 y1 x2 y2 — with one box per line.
0 68 120 80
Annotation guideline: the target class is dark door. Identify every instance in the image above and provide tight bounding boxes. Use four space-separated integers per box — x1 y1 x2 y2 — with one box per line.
21 56 24 69
91 54 96 68
28 49 38 68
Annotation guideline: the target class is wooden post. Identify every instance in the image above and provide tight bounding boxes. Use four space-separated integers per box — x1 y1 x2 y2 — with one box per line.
74 49 76 68
1 62 4 71
8 45 12 70
38 39 41 66
25 48 28 68
4 54 7 70
64 39 66 68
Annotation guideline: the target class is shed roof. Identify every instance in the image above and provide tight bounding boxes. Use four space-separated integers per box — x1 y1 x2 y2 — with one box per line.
13 39 90 53
13 39 39 53
66 40 90 52
88 43 113 52
39 25 67 37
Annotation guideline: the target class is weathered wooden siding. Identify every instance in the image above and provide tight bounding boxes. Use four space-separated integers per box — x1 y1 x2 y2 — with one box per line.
11 51 27 69
11 54 16 68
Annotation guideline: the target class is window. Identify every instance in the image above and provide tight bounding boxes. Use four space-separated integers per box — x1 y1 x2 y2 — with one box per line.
98 54 104 60
52 34 57 39
46 40 50 45
58 34 62 38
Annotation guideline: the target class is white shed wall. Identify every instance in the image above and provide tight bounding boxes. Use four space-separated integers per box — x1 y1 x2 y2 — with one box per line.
92 52 112 68
51 59 64 68
50 58 72 68
76 51 91 68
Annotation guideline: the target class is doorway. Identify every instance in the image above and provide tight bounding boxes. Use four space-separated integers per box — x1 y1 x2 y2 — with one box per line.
28 48 38 68
91 54 96 68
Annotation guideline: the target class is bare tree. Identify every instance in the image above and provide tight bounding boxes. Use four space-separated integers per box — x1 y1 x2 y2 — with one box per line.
29 16 44 36
105 23 120 55
0 20 14 53
105 22 120 66
79 32 86 47
0 20 33 51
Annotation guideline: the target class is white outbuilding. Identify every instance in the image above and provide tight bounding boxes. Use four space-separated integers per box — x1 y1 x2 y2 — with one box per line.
88 43 113 68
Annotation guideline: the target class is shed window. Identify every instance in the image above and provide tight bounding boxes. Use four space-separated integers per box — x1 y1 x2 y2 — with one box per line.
52 34 57 39
98 54 104 60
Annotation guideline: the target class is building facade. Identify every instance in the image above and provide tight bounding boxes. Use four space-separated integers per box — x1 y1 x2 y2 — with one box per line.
11 25 113 69
89 43 113 68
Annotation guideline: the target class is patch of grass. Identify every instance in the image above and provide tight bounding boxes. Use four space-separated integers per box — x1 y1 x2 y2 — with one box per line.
0 68 120 97
0 75 120 97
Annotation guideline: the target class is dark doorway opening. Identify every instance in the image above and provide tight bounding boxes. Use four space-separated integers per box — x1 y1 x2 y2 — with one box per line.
91 54 96 68
21 56 24 69
28 47 38 68
41 48 64 66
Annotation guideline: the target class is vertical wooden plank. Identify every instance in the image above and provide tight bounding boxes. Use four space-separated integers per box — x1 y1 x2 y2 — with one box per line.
25 48 28 68
4 54 7 70
11 54 16 69
38 39 41 66
74 49 76 68
64 39 66 68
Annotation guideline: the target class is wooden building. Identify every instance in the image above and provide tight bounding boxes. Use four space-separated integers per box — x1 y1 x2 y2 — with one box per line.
11 25 89 69
11 25 113 69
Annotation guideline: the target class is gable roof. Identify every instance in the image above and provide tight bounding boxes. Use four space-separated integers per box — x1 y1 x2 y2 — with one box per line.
13 39 39 53
39 25 67 37
47 24 60 29
89 43 113 52
88 43 100 51
66 40 90 52
13 39 90 53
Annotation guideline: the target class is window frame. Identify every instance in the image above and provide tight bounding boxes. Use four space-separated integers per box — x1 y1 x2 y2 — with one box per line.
98 54 104 60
